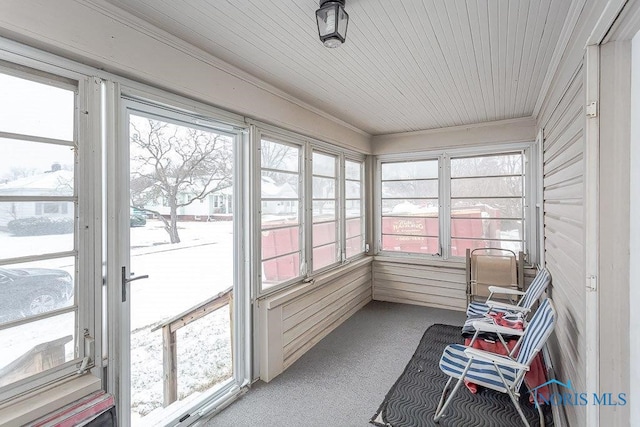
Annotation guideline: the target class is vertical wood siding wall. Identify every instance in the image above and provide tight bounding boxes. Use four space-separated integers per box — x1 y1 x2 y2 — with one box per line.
541 65 586 426
258 259 372 382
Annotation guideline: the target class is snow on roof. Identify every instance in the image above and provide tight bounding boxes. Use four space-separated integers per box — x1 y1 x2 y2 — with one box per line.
0 170 73 195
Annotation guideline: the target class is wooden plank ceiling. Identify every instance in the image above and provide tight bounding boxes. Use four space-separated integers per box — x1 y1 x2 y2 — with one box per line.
104 0 571 135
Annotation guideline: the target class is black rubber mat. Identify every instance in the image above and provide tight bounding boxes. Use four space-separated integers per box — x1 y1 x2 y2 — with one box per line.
370 324 553 427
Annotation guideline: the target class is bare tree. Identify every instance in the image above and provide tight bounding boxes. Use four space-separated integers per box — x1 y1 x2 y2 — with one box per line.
129 118 233 243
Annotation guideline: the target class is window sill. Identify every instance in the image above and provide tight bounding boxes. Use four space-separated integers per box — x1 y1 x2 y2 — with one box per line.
259 256 373 309
0 374 101 426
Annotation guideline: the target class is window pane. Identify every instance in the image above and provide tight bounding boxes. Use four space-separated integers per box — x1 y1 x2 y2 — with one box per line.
382 160 438 180
451 218 523 239
313 244 338 270
262 253 300 289
261 139 299 172
261 171 299 198
381 180 437 198
381 235 439 254
451 154 522 177
312 152 335 177
0 74 74 141
382 217 439 237
451 198 523 219
313 221 336 247
346 236 364 258
451 176 522 198
345 180 361 199
312 177 335 199
0 257 75 325
346 218 361 239
0 311 76 387
382 199 438 216
261 201 299 228
0 138 74 196
313 201 335 222
345 161 361 180
451 239 523 257
0 202 74 259
345 200 361 219
261 226 300 260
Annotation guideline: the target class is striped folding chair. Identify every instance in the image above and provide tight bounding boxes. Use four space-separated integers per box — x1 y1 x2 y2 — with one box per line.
466 267 551 318
434 298 556 427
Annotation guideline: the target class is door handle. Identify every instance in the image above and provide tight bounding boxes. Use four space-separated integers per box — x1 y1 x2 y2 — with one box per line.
121 266 149 302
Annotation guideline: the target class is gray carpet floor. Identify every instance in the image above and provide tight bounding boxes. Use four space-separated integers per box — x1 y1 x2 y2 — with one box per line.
203 300 465 427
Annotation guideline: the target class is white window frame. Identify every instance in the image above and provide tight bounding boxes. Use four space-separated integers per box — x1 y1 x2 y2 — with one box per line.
378 157 441 257
375 142 538 264
257 131 306 293
0 61 100 403
254 123 367 297
448 150 528 258
309 149 341 274
343 157 366 260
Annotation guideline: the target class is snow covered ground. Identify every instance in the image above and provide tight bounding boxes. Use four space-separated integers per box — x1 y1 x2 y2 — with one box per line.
0 219 235 420
129 220 235 420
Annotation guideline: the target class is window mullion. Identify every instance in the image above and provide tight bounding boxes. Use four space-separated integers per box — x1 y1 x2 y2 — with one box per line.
303 142 312 276
441 154 451 259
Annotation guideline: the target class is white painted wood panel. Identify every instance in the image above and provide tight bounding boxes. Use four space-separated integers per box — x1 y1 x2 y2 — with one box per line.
102 0 571 135
258 262 372 382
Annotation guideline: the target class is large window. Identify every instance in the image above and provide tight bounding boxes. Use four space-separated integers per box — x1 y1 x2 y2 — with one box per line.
380 160 439 254
378 148 533 261
450 153 525 255
0 69 85 397
258 133 366 293
260 138 302 290
312 152 338 272
344 160 365 259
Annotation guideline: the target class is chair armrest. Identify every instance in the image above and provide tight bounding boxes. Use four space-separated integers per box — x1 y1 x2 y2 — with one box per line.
471 321 525 337
487 286 525 296
486 300 530 314
463 347 530 371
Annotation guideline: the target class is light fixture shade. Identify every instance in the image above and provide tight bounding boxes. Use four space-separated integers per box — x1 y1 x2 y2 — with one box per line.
316 0 349 48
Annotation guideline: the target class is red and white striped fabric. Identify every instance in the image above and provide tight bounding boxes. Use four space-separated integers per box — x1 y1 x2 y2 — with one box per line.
32 391 115 427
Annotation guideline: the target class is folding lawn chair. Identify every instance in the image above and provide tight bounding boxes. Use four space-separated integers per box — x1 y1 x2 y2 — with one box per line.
466 267 551 318
434 298 556 427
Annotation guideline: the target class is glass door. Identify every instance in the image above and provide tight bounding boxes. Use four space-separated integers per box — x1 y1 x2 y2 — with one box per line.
118 101 241 425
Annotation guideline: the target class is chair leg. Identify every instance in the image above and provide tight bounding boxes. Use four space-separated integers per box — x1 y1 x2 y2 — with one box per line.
434 359 473 422
505 387 530 427
535 398 545 427
433 377 453 421
494 367 530 427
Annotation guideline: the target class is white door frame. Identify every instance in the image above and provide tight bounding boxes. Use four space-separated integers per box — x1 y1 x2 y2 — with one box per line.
106 86 251 426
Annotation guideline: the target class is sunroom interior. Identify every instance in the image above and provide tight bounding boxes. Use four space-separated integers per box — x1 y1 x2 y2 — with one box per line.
0 0 637 426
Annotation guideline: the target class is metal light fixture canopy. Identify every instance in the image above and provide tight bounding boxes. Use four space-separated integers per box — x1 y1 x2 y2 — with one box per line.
316 0 349 48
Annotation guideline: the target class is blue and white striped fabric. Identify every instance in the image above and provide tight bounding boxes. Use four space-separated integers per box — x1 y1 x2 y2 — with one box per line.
439 344 517 392
465 268 551 317
518 268 551 311
466 301 509 317
515 298 555 366
440 299 555 393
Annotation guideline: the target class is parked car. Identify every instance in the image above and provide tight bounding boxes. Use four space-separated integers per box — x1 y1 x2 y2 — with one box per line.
130 208 147 227
0 267 73 322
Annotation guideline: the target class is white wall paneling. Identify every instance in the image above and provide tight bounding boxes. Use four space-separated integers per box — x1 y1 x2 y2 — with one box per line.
258 258 372 382
542 63 586 427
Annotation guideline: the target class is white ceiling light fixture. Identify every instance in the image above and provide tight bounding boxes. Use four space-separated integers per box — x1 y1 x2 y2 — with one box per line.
316 0 349 48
